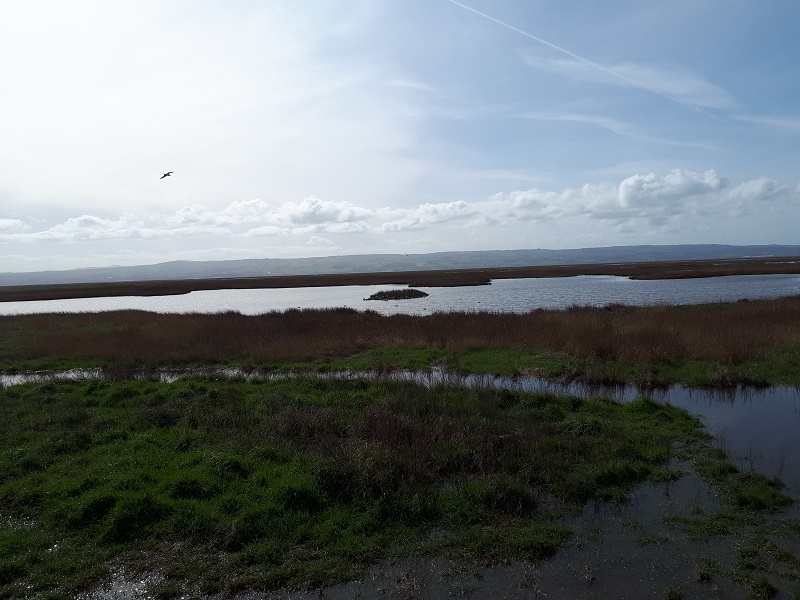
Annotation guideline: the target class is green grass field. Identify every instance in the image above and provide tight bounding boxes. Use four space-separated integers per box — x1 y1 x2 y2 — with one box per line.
0 376 725 597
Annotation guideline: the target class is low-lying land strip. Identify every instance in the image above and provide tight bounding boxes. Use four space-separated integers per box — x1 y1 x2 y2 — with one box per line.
0 256 799 302
2 295 800 386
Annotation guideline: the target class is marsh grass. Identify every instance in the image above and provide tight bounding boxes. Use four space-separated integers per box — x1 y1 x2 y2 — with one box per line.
0 377 709 597
2 296 800 385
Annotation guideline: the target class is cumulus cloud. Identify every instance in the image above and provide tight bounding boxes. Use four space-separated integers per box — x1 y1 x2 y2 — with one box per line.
482 168 794 234
278 195 372 225
245 225 290 237
0 211 230 243
1 171 797 253
305 235 334 247
490 189 558 222
617 169 725 208
0 219 29 233
32 214 149 242
490 184 619 222
380 201 478 232
164 196 373 234
290 222 370 235
167 200 271 227
723 178 799 211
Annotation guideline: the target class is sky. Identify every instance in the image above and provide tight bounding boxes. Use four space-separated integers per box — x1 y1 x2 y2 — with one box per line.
1 0 799 272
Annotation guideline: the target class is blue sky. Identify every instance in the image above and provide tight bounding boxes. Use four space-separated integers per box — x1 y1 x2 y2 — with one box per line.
1 0 798 272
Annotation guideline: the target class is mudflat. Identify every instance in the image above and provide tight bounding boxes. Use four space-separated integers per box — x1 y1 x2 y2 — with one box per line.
1 256 799 302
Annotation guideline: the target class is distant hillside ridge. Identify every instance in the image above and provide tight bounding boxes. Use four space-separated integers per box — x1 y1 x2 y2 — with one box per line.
3 244 800 287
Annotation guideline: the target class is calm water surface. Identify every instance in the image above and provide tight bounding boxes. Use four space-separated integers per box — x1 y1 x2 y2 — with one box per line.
1 273 799 315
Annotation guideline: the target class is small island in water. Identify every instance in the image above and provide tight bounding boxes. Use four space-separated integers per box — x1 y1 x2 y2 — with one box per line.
365 288 429 301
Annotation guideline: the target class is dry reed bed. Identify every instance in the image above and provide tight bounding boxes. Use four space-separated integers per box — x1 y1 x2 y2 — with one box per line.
2 296 800 366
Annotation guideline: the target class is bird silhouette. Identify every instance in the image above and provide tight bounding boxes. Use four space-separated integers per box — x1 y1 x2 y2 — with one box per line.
160 171 173 179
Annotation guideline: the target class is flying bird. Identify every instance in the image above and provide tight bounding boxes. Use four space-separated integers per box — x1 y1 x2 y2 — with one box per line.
160 171 173 179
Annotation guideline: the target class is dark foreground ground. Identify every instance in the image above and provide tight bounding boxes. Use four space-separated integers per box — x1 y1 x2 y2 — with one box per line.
1 256 799 302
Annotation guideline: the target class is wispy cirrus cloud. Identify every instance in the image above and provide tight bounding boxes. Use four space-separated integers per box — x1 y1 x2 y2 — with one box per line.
523 55 736 110
736 115 800 133
386 78 438 94
520 112 719 150
521 112 634 136
446 1 736 111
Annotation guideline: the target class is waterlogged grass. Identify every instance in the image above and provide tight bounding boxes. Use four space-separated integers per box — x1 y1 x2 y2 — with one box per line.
0 377 709 597
316 347 797 388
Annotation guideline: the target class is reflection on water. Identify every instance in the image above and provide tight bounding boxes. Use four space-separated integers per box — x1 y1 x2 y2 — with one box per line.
3 366 799 496
1 273 799 315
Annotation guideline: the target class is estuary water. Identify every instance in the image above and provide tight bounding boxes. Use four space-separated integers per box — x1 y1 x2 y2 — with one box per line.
1 273 799 315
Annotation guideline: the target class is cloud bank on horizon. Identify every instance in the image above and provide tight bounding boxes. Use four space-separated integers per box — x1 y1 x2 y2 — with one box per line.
1 0 798 272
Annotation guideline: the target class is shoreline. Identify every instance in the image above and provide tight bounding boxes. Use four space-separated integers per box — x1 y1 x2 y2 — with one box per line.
1 256 799 302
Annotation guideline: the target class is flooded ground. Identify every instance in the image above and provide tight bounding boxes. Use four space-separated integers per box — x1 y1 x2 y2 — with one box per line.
82 470 800 600
7 368 800 599
5 367 798 495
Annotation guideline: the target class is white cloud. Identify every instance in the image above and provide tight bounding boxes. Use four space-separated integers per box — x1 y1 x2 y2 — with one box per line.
519 112 719 150
386 78 437 94
278 195 372 225
617 170 725 208
35 214 148 242
490 184 616 222
724 178 796 206
736 115 800 133
0 219 29 233
2 169 790 247
290 222 370 235
245 225 290 237
305 235 334 247
0 212 228 243
379 201 478 232
489 190 548 222
523 55 736 109
1 168 799 268
522 112 633 136
167 200 271 227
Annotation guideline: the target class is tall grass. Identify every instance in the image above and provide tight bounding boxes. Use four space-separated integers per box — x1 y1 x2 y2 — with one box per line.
2 297 799 373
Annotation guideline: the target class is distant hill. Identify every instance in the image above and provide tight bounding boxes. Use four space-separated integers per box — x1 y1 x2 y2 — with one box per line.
2 244 800 287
